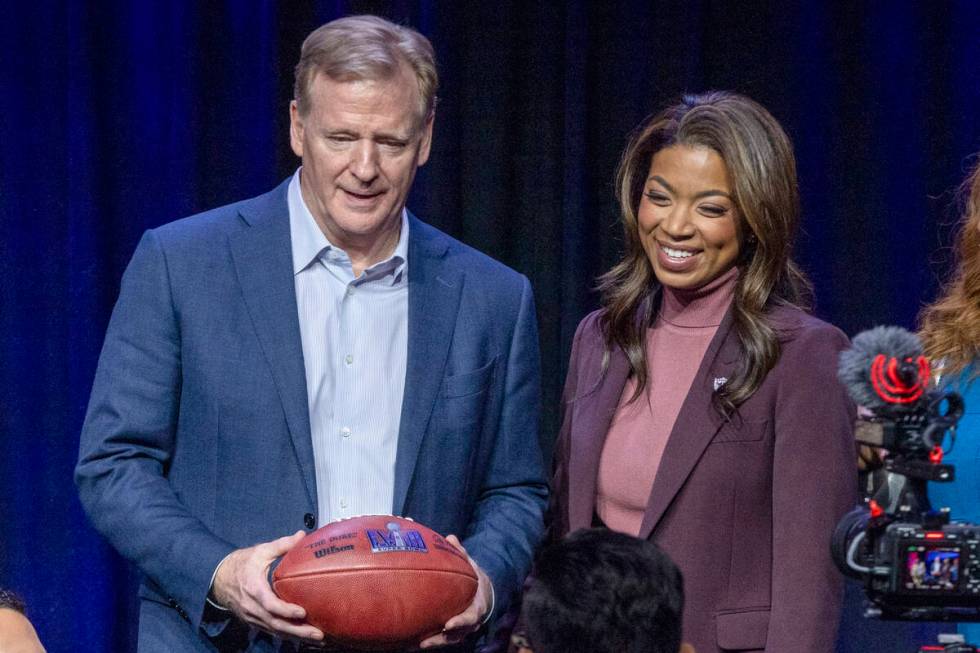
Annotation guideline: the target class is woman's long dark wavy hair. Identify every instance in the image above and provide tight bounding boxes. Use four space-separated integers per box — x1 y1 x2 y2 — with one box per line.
598 91 812 415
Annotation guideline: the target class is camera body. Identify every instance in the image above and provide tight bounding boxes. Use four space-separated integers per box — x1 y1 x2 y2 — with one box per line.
831 389 980 621
871 520 980 616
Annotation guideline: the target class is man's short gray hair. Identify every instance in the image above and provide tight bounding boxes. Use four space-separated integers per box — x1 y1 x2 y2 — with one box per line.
294 15 438 124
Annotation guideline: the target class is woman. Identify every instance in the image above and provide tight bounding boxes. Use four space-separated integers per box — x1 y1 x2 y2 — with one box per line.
550 92 856 653
918 158 980 646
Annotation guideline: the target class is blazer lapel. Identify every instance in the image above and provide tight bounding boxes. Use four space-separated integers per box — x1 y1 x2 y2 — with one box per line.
392 217 463 516
638 308 741 539
566 345 631 532
228 182 317 509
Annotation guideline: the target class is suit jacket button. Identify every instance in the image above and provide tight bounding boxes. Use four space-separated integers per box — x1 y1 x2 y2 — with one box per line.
304 513 315 529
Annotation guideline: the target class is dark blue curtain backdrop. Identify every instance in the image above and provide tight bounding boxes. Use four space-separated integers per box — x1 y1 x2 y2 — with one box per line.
2 2 979 651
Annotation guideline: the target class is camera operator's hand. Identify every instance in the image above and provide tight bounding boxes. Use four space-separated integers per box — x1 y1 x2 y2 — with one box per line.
858 444 884 471
855 406 884 472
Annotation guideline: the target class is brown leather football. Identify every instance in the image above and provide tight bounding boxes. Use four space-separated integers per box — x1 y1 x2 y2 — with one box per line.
272 515 478 650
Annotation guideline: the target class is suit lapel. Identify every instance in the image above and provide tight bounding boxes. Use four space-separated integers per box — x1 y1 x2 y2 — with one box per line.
392 217 463 516
567 344 631 532
638 308 740 539
228 182 317 509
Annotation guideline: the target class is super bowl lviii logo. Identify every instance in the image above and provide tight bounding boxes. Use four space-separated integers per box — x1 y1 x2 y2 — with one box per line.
367 521 429 554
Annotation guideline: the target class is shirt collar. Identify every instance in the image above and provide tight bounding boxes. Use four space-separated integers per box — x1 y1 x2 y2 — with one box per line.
288 168 409 283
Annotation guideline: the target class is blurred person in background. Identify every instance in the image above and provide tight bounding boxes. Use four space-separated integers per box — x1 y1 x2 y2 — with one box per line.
918 156 980 647
512 528 694 653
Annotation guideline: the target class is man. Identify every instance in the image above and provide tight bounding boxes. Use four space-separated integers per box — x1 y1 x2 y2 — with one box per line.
0 590 45 653
512 529 694 653
76 15 546 652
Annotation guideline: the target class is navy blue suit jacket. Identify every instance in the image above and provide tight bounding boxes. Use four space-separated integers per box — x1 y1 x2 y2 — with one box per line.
76 180 547 651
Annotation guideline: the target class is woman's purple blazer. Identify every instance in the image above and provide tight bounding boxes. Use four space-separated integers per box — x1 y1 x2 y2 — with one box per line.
550 305 857 653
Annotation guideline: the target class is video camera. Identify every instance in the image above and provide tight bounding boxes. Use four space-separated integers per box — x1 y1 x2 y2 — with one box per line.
831 326 980 623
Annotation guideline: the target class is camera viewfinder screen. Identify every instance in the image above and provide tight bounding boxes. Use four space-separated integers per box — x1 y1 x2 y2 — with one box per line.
903 545 960 592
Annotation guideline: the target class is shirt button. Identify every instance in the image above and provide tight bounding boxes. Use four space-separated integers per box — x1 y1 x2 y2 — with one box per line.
346 286 355 297
304 513 316 529
340 498 348 509
340 427 351 438
345 354 353 365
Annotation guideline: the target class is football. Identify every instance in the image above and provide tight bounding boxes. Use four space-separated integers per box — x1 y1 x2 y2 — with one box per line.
272 515 479 650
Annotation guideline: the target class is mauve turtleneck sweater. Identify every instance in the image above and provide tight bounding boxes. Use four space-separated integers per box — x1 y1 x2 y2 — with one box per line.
596 266 738 536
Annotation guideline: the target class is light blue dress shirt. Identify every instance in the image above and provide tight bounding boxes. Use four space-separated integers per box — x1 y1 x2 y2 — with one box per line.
288 169 409 527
